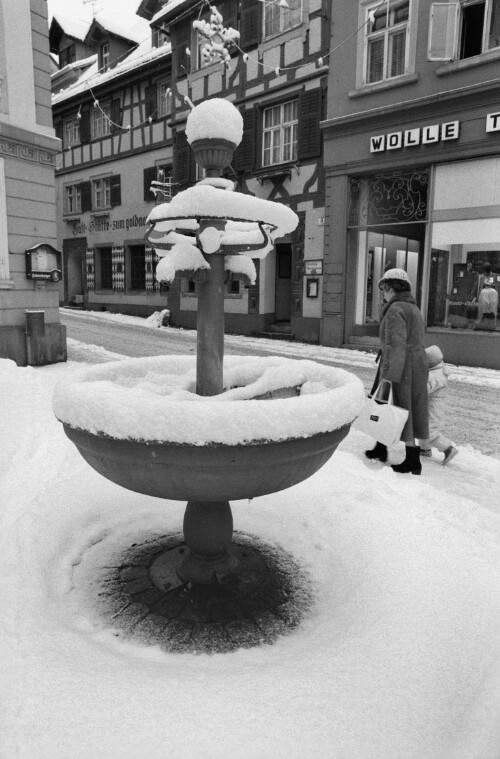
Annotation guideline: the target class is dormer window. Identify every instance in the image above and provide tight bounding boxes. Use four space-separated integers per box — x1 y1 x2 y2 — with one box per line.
60 43 76 69
99 41 110 71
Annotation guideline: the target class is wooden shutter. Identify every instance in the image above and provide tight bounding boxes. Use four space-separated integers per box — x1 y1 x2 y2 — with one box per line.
428 2 459 60
144 166 157 201
174 20 191 77
110 175 121 207
232 108 256 172
298 88 323 161
240 0 261 48
79 107 91 143
145 85 157 120
110 99 122 133
174 130 194 187
54 120 63 142
221 0 237 33
80 181 92 212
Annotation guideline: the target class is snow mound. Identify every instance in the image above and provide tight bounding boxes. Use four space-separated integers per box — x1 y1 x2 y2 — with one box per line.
52 355 365 445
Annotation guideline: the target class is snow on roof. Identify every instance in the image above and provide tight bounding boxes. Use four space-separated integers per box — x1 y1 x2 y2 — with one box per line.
51 12 92 42
52 40 170 105
151 0 193 25
89 10 149 45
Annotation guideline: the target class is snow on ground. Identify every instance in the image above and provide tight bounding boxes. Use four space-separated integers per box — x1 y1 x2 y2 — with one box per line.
2 344 500 759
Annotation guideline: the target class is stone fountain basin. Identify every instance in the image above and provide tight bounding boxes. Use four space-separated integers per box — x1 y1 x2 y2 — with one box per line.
62 423 350 502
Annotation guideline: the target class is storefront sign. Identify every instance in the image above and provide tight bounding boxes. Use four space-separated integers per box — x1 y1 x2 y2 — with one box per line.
486 112 500 133
370 121 459 153
305 260 323 275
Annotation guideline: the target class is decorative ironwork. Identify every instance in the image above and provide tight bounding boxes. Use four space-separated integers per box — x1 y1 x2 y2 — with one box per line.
348 169 429 227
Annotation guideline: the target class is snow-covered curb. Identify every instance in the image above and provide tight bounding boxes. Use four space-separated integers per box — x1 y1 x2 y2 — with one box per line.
53 355 365 446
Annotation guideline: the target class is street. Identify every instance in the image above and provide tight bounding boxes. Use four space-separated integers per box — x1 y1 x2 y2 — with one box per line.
61 309 500 457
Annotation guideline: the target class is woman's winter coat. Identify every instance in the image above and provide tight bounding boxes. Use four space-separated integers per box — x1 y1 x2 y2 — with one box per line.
372 291 429 441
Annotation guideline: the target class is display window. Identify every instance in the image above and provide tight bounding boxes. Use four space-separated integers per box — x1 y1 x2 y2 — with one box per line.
428 159 500 333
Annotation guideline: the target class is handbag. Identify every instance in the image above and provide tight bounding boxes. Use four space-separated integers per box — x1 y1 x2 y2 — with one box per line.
352 380 409 447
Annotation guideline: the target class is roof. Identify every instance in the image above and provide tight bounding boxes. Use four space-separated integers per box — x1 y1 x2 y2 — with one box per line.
52 38 171 105
85 10 150 46
49 13 92 44
151 0 199 27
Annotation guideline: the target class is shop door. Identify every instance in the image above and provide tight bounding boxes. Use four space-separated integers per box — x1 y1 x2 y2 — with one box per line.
275 244 292 321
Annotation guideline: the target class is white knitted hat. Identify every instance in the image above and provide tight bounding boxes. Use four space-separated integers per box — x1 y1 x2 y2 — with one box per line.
378 268 411 288
425 345 443 368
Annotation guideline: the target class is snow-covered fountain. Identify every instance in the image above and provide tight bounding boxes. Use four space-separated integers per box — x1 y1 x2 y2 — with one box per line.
53 99 364 652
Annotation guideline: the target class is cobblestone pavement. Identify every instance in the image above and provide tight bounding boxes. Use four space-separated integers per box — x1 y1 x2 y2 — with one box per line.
62 311 500 457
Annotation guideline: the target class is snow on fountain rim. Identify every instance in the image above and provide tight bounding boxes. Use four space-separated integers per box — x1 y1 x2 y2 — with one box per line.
53 355 365 446
185 98 243 146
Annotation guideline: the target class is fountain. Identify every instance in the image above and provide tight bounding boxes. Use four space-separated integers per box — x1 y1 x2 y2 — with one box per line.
54 99 364 650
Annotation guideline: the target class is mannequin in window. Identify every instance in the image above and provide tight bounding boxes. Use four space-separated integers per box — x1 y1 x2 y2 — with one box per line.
475 262 498 329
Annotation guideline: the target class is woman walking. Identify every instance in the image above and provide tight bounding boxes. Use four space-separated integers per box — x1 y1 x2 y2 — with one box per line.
365 268 429 475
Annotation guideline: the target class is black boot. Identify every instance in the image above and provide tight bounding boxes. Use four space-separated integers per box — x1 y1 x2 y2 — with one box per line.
365 442 388 462
391 446 421 475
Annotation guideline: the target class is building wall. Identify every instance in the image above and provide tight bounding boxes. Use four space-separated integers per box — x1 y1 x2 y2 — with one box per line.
0 0 65 365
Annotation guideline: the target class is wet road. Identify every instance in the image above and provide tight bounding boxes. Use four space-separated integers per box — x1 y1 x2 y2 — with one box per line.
61 310 500 457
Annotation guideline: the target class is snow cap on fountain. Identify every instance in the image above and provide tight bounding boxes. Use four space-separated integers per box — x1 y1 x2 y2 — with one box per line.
186 98 243 147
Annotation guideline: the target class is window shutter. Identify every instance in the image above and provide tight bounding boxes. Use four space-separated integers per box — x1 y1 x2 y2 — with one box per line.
240 0 262 48
80 181 92 212
54 120 63 142
145 85 157 120
144 166 157 201
298 89 322 161
174 20 191 77
232 108 256 171
428 2 459 60
79 107 91 143
221 0 237 33
152 28 160 48
174 130 194 187
110 175 121 207
110 99 122 133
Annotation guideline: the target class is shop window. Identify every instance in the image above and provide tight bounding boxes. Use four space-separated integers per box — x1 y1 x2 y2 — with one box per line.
364 0 410 83
264 0 302 38
91 102 111 139
97 247 113 289
65 184 82 215
262 100 298 167
428 0 500 60
227 279 240 295
129 245 146 291
63 116 80 148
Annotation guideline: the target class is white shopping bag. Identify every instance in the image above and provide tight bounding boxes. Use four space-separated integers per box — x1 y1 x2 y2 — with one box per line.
352 380 409 447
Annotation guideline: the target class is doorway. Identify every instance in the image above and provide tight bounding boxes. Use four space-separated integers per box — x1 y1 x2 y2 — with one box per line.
275 243 292 322
63 237 86 305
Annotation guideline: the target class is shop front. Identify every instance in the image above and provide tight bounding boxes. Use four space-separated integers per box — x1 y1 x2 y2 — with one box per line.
322 103 500 369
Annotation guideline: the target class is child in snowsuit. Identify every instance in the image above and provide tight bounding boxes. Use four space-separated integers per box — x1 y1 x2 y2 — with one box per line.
419 345 458 465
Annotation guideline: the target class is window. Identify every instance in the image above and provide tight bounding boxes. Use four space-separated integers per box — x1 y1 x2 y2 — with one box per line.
60 43 75 68
65 184 82 214
262 100 298 167
129 245 146 290
264 0 302 37
158 81 171 117
63 116 80 148
98 247 113 289
428 0 500 60
92 177 111 209
91 103 111 139
365 0 409 84
99 42 110 72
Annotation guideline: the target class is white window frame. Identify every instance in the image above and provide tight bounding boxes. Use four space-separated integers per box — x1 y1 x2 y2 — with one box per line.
92 177 111 210
91 103 111 139
363 0 411 85
65 184 82 215
63 116 80 148
428 0 500 61
158 80 171 117
264 0 303 38
262 99 298 168
100 42 110 72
